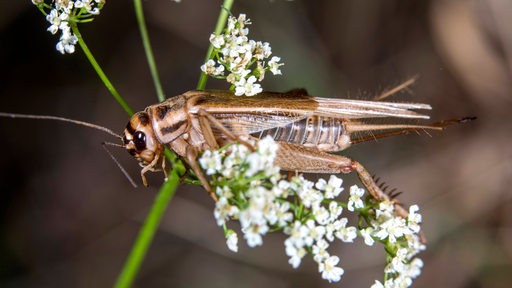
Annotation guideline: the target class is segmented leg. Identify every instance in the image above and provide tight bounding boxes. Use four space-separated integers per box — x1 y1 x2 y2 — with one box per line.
184 145 217 201
275 142 410 219
177 109 256 201
197 108 255 151
140 151 164 187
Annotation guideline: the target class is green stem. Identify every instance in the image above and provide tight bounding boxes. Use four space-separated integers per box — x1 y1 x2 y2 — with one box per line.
133 0 166 103
70 23 134 116
196 0 235 90
114 172 180 288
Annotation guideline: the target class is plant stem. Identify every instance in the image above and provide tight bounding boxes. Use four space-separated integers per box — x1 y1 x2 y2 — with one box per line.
114 172 180 288
196 0 235 90
133 0 166 103
70 23 134 116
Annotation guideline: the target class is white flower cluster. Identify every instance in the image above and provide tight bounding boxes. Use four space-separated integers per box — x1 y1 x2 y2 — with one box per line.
199 136 425 286
199 136 285 246
283 175 357 283
32 0 105 54
367 204 426 288
201 14 284 96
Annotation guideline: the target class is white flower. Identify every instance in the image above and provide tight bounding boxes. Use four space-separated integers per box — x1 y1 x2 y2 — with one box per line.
38 0 105 54
347 185 365 211
201 14 283 95
209 34 225 48
274 202 293 227
370 280 384 288
286 247 307 268
55 0 74 11
374 217 407 243
257 136 279 160
74 0 104 14
56 28 78 54
335 218 357 242
386 248 408 274
405 233 426 255
315 175 343 199
243 223 267 247
376 200 395 219
318 255 344 282
213 196 240 226
215 186 234 199
245 153 266 177
284 234 307 268
328 200 343 222
407 205 422 233
313 205 330 225
253 41 272 60
75 0 93 12
407 258 424 278
46 9 69 35
201 59 225 76
239 193 266 228
227 14 251 35
292 176 323 208
268 56 283 75
199 150 222 175
284 220 309 248
234 75 262 96
312 239 330 263
324 219 342 242
361 227 375 246
304 219 326 246
225 230 239 252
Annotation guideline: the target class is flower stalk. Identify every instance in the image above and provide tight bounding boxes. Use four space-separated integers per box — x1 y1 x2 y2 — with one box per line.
133 0 166 103
71 23 134 116
114 172 180 288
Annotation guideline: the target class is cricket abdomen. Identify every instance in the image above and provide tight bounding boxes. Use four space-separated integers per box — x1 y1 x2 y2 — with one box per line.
253 116 351 152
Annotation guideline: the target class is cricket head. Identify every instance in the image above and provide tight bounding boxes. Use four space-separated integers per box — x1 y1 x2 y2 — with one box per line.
123 111 164 167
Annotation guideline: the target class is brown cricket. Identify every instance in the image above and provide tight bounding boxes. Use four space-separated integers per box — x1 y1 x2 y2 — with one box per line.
0 85 474 219
121 88 473 218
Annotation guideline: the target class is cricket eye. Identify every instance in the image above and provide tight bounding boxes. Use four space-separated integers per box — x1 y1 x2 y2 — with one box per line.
133 131 146 151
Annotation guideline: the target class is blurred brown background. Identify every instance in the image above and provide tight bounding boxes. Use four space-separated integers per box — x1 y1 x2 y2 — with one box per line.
0 0 511 287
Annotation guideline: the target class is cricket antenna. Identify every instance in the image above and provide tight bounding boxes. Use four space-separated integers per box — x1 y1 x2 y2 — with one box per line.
102 142 138 188
0 112 123 139
0 112 141 187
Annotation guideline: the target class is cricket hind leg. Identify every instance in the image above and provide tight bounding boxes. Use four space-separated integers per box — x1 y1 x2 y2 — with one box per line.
275 142 410 219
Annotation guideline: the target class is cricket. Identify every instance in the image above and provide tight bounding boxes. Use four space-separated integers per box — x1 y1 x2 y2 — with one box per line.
0 83 474 219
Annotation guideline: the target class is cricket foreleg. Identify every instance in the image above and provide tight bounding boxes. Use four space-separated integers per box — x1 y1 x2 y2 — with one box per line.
140 151 165 187
139 150 168 187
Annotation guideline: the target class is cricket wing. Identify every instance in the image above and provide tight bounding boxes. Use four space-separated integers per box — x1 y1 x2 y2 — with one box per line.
187 90 314 135
311 97 431 119
185 89 432 137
